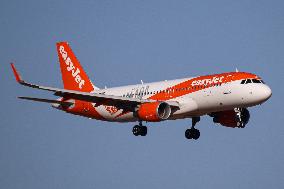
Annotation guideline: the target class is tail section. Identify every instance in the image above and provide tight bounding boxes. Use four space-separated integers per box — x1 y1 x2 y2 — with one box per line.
56 42 98 92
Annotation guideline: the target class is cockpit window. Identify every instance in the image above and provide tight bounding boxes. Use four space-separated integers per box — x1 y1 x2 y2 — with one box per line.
260 80 265 84
246 79 252 84
240 80 246 84
241 78 264 84
252 79 261 83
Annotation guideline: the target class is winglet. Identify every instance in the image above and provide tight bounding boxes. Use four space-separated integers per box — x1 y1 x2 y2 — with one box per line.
10 63 23 83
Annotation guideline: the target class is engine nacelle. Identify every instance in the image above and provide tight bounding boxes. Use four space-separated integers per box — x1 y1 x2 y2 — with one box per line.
212 108 250 128
137 102 171 122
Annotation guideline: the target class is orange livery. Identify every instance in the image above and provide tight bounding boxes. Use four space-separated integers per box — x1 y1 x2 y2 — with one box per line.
11 42 272 140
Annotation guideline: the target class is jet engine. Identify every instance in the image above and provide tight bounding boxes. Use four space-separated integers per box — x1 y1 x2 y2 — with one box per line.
137 102 171 122
212 108 250 128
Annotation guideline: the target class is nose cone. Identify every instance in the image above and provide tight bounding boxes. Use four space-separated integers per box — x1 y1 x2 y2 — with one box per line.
258 85 272 103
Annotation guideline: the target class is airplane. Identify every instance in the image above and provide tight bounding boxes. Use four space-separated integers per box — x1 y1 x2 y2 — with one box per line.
11 42 272 140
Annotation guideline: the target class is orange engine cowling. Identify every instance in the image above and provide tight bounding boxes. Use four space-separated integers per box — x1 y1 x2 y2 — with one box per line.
137 102 171 122
212 108 250 128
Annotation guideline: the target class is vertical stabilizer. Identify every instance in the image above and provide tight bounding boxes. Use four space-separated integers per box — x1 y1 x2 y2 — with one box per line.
56 42 98 92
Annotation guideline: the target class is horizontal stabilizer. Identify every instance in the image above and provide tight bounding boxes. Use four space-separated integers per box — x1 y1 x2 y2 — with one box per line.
18 96 73 106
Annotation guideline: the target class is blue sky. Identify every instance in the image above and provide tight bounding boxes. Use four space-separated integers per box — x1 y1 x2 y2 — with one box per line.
1 0 284 188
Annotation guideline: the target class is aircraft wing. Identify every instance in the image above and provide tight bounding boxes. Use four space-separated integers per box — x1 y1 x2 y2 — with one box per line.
11 63 180 110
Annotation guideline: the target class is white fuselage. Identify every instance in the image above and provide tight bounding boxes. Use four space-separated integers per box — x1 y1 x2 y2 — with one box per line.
81 73 271 122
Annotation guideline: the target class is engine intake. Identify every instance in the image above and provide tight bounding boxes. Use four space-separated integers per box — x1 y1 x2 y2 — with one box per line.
137 102 171 122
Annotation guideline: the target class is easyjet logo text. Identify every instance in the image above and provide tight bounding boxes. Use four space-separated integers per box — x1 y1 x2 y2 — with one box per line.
191 76 224 86
59 46 85 89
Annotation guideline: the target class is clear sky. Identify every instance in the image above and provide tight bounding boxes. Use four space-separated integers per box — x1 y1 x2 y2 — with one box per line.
1 0 284 188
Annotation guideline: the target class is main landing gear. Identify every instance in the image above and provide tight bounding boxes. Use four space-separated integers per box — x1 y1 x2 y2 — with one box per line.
133 118 201 139
132 121 147 136
185 117 200 140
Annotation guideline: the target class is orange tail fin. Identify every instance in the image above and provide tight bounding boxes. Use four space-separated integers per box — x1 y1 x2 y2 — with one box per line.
56 42 97 92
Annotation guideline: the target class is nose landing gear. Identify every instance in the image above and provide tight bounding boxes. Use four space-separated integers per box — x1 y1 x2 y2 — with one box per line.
185 117 200 140
132 121 147 136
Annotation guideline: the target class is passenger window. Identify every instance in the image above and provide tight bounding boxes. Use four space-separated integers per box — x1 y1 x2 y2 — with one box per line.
246 79 252 84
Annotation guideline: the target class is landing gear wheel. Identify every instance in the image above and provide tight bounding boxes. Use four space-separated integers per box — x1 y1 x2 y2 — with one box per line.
132 125 147 136
185 117 201 140
140 126 147 136
192 129 200 140
185 128 200 140
132 125 140 136
185 129 193 139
